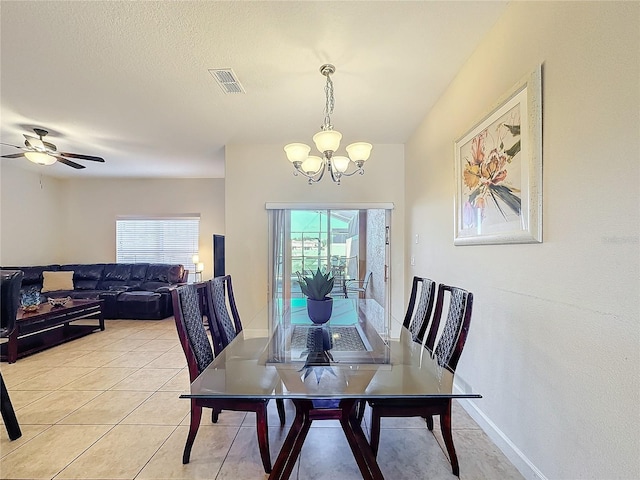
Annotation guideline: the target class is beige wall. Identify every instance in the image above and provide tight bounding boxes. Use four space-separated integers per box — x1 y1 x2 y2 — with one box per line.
0 163 66 265
405 2 639 479
225 143 405 322
0 171 225 278
62 178 225 279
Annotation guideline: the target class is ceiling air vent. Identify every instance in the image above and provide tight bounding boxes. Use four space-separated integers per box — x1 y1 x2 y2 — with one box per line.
208 68 246 94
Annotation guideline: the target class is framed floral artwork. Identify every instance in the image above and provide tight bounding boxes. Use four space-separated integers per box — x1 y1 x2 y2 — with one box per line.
454 65 542 245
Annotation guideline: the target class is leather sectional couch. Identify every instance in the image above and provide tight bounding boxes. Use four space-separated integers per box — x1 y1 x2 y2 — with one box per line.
4 263 187 320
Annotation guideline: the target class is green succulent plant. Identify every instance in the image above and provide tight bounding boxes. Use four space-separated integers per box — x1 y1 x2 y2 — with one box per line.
299 268 334 301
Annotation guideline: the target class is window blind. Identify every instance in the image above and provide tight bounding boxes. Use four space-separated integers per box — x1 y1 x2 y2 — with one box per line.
116 217 200 274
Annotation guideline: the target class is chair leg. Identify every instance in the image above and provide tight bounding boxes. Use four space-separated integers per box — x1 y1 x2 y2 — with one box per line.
0 374 22 441
369 407 382 457
440 401 459 476
182 401 202 464
276 398 286 426
255 406 272 474
211 408 219 423
425 414 434 431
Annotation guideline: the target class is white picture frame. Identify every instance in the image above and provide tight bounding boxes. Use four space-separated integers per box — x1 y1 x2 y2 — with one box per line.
454 65 542 245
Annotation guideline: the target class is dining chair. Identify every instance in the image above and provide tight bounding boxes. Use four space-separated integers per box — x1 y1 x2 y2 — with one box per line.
171 284 283 473
367 283 474 476
354 275 437 423
206 275 286 424
403 276 437 344
0 270 24 440
343 271 372 298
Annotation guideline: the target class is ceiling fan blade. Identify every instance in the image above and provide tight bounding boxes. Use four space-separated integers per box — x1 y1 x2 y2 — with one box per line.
1 152 26 159
55 156 86 169
43 140 57 151
59 152 105 162
1 142 26 150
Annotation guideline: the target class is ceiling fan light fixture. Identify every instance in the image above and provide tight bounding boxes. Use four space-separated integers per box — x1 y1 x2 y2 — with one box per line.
24 137 45 151
3 128 105 169
25 151 57 165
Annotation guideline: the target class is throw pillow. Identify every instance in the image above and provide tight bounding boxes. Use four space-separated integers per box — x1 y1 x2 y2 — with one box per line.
41 271 74 293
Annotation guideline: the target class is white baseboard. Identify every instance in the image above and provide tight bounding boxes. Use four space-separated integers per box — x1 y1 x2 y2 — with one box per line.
453 385 547 480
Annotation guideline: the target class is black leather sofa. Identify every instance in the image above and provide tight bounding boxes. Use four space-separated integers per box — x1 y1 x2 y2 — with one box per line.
2 263 187 320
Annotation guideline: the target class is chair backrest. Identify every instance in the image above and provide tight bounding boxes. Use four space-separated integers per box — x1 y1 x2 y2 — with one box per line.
1 270 24 336
403 276 436 344
209 275 243 350
171 284 214 381
193 280 227 356
192 281 209 317
424 284 473 371
362 271 372 289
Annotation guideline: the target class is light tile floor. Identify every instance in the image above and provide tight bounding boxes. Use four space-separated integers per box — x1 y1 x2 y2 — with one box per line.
0 319 524 480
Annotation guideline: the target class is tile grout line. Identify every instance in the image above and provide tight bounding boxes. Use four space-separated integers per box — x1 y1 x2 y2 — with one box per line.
132 423 183 480
215 422 245 480
51 423 119 480
0 423 54 461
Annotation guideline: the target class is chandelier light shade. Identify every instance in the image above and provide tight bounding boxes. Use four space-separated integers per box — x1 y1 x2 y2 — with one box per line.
345 142 373 163
284 143 311 164
284 64 372 185
302 156 323 174
24 151 57 165
332 156 350 173
312 130 342 154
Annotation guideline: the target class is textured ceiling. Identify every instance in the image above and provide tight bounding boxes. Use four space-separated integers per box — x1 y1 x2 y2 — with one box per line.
0 1 508 178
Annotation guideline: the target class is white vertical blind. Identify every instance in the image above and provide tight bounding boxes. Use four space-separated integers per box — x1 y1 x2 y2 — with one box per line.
116 217 200 275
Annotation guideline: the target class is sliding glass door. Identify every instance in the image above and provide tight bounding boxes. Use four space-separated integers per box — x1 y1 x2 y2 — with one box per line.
268 206 391 312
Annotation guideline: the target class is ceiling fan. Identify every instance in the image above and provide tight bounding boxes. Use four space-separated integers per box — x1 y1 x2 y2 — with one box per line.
1 128 105 169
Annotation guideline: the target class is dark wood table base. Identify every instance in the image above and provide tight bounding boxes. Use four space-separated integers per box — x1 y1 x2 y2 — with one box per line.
269 399 384 480
1 300 104 363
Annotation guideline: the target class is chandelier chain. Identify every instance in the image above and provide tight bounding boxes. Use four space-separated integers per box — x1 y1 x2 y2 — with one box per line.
323 73 334 131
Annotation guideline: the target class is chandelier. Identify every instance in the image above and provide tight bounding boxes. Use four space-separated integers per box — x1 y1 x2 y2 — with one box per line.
284 64 372 185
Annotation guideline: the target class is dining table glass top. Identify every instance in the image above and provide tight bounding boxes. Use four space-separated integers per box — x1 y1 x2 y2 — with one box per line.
185 297 480 401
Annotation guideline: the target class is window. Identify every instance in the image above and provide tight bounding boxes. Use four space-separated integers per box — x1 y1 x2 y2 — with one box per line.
116 216 200 281
290 210 359 281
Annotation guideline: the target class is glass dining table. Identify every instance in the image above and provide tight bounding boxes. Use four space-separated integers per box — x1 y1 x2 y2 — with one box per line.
183 297 481 480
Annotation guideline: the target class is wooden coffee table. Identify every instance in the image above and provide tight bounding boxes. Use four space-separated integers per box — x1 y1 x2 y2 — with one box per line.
1 299 104 363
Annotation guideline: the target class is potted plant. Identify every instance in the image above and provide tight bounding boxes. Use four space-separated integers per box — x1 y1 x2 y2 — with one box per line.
299 268 335 324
